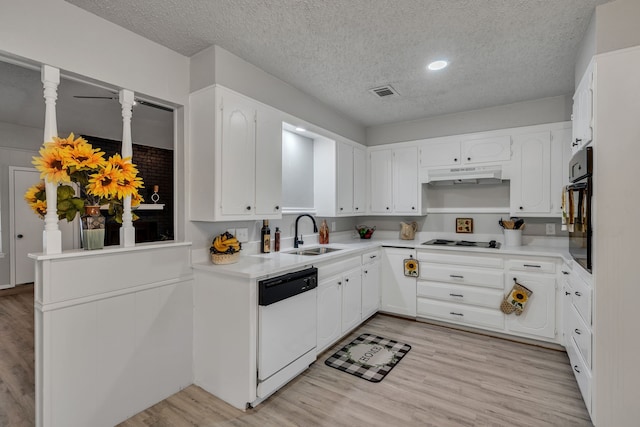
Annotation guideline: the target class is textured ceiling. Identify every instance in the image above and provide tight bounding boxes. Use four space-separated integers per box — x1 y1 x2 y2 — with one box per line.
64 0 609 127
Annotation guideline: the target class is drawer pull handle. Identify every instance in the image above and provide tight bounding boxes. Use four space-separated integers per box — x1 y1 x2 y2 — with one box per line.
449 312 464 316
575 291 582 297
524 264 541 268
370 255 377 259
562 271 570 275
574 328 582 335
573 365 581 374
450 274 464 279
565 291 571 296
449 293 464 298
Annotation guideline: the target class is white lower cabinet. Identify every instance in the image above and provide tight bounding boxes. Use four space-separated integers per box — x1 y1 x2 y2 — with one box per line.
380 247 417 317
361 250 381 320
504 272 556 339
316 258 363 354
417 298 505 329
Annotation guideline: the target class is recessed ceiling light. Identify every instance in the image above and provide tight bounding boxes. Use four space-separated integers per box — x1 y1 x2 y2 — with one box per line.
427 60 448 71
295 127 306 132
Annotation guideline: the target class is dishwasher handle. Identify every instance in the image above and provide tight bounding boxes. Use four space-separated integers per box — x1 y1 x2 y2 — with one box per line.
258 267 318 306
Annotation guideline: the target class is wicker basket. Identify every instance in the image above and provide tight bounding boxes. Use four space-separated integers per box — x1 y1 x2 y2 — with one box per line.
211 251 240 265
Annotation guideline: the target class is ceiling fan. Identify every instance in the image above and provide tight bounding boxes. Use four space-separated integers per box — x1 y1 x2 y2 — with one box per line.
73 94 173 112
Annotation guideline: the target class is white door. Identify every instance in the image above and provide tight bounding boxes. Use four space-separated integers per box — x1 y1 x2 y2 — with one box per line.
380 248 417 317
369 149 393 214
340 268 362 333
392 146 419 214
220 90 256 216
336 142 354 215
361 259 380 320
352 146 366 214
254 106 282 217
510 131 551 214
316 276 342 353
420 140 461 167
505 273 556 339
10 168 77 286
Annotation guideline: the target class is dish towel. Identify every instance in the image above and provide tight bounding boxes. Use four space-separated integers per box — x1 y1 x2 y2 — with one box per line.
500 280 533 316
561 186 575 232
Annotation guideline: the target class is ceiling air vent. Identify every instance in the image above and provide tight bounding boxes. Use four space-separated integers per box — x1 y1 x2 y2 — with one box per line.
369 85 399 98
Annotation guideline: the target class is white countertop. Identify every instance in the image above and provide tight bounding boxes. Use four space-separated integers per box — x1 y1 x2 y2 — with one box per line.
191 232 571 279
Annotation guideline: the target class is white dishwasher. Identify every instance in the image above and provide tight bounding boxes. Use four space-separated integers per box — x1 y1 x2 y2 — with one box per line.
256 267 318 400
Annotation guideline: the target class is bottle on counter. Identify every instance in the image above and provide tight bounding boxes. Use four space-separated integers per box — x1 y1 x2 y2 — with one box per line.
274 227 281 252
319 219 329 244
261 220 271 253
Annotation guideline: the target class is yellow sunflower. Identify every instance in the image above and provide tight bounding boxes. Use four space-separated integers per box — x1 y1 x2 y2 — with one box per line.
87 163 122 198
48 133 86 150
116 175 144 199
32 145 71 183
66 142 106 171
511 290 528 304
131 190 144 207
109 153 139 176
30 199 47 218
24 181 46 203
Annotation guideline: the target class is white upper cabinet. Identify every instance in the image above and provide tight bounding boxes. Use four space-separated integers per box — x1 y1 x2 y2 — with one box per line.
572 62 594 155
510 131 551 215
393 146 420 214
353 146 366 214
369 149 394 214
189 85 283 221
336 141 355 215
421 141 461 167
369 146 422 215
255 107 283 216
220 91 257 216
420 136 511 169
462 136 511 164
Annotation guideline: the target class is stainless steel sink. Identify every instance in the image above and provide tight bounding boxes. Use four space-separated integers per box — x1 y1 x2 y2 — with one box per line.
287 247 343 256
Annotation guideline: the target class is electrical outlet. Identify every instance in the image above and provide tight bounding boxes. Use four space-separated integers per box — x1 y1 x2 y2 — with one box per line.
546 223 556 235
236 228 249 243
331 222 336 232
226 228 236 237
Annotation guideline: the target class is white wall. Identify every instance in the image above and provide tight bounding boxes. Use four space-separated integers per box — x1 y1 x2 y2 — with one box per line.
575 11 597 85
595 0 640 55
190 45 366 144
366 95 572 146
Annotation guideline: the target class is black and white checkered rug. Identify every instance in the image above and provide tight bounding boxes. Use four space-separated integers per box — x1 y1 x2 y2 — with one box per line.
324 333 411 383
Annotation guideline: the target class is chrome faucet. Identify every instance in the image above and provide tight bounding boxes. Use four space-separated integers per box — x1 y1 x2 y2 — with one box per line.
294 214 318 248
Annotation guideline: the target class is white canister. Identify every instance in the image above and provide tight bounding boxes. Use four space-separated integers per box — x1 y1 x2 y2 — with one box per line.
503 229 522 246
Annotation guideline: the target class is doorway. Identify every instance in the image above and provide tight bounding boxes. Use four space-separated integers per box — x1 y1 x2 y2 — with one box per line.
9 167 77 288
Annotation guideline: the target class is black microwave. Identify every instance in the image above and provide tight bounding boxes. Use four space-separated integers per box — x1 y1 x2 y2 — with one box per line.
568 146 593 273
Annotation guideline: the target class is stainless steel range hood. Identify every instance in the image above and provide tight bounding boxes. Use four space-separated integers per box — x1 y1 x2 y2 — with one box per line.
425 165 504 186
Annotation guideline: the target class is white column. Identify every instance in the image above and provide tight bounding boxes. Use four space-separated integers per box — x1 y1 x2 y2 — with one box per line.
41 65 62 255
119 89 135 247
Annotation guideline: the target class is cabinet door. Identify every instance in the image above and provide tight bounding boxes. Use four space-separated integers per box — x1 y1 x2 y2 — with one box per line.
392 146 419 214
336 142 354 215
317 277 342 353
369 149 393 214
353 146 366 214
505 273 556 339
550 127 572 216
220 91 256 216
462 136 511 164
341 268 362 333
420 141 461 167
254 106 282 217
510 131 551 215
361 260 380 320
380 248 417 317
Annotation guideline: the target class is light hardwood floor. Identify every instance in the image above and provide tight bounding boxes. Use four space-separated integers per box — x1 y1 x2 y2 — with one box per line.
0 289 592 427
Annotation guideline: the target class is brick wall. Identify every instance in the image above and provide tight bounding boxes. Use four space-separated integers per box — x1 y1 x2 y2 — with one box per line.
83 135 174 244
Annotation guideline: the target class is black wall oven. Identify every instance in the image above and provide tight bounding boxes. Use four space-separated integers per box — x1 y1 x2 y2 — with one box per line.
568 146 593 273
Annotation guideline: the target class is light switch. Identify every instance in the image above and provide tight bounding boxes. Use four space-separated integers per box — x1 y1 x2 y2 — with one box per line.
236 228 249 243
546 223 556 235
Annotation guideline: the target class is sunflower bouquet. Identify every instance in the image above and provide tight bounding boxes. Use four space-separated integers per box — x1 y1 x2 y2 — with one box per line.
25 133 144 223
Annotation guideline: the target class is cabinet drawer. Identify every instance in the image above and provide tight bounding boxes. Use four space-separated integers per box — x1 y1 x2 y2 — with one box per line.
506 259 556 274
362 250 380 264
417 281 503 308
417 298 504 329
417 251 503 269
420 264 504 289
568 272 592 325
566 337 592 414
317 257 361 280
566 304 592 369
